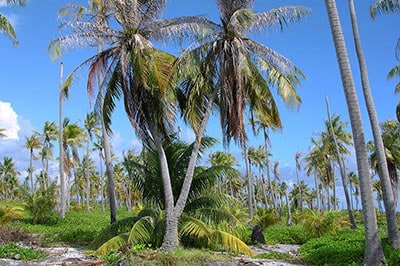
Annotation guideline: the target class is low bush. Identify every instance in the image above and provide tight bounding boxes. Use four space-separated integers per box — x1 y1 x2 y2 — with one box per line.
263 224 312 245
299 228 365 266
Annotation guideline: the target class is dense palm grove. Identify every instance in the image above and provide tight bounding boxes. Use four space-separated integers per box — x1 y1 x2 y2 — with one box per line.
1 0 400 265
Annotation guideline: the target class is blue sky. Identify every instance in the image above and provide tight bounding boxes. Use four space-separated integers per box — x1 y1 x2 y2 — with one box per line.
0 0 399 202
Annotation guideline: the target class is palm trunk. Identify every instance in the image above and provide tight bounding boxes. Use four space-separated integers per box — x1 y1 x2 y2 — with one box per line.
29 152 34 194
348 0 400 248
85 141 90 213
58 62 66 219
244 145 254 218
160 89 217 251
325 1 385 264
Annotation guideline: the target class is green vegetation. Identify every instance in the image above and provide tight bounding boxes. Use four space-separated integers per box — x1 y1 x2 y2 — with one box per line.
0 242 47 260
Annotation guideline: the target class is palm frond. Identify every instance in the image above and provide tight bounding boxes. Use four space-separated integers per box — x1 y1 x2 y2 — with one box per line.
87 216 138 250
249 6 311 34
128 216 155 244
0 14 17 46
90 232 129 256
370 0 400 19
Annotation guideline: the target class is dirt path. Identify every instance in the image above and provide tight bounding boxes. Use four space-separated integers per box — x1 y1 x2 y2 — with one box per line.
0 244 304 266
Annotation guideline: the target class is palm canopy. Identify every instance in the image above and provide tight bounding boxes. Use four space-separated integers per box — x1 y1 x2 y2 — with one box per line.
177 0 310 147
0 0 27 46
49 0 212 143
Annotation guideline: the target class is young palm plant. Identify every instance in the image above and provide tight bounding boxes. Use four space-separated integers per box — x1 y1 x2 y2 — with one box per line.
88 136 253 256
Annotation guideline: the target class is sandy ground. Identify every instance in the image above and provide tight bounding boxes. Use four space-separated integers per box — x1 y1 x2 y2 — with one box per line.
0 244 305 266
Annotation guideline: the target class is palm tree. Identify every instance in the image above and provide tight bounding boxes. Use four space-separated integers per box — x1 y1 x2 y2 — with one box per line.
93 133 106 212
248 146 268 209
50 0 309 251
36 121 58 190
324 0 385 263
349 0 400 247
294 151 303 211
177 1 309 220
53 0 118 223
208 151 240 197
325 96 356 228
83 111 100 213
348 171 360 210
25 134 42 194
62 118 85 210
90 136 253 256
0 0 27 46
0 157 19 201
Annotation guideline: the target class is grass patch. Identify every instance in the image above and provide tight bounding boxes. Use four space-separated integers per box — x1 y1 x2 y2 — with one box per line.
0 242 47 260
124 248 233 266
10 206 132 246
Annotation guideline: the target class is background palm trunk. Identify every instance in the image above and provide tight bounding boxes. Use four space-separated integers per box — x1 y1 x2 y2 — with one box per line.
324 0 385 264
58 62 66 219
348 0 400 247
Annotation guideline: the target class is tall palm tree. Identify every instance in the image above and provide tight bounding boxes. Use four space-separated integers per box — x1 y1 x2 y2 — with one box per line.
36 121 58 190
50 0 309 251
294 151 303 211
62 118 85 210
349 0 400 247
24 134 42 194
83 111 100 213
325 96 356 228
324 0 385 263
177 0 309 221
0 0 27 46
248 145 268 209
53 0 118 222
93 133 106 212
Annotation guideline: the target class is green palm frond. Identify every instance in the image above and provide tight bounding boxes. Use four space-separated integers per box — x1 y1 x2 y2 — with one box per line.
180 216 213 240
0 14 17 46
214 230 254 256
0 206 24 226
90 232 129 256
87 216 138 250
387 65 400 79
128 216 155 244
180 215 254 256
370 0 400 19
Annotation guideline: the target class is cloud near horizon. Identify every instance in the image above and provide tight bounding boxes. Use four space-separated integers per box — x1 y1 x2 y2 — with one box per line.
0 101 20 140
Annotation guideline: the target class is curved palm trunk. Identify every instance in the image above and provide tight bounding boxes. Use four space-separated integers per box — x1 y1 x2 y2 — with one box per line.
160 90 217 251
325 0 385 264
326 96 357 228
349 0 400 248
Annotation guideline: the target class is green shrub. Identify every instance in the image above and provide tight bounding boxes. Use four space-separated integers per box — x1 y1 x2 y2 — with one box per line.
264 224 312 245
301 209 350 237
253 209 280 230
0 242 47 260
24 184 58 225
299 228 365 266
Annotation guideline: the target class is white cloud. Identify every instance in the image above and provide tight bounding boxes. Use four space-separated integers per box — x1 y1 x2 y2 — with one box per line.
0 0 7 7
0 101 20 140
